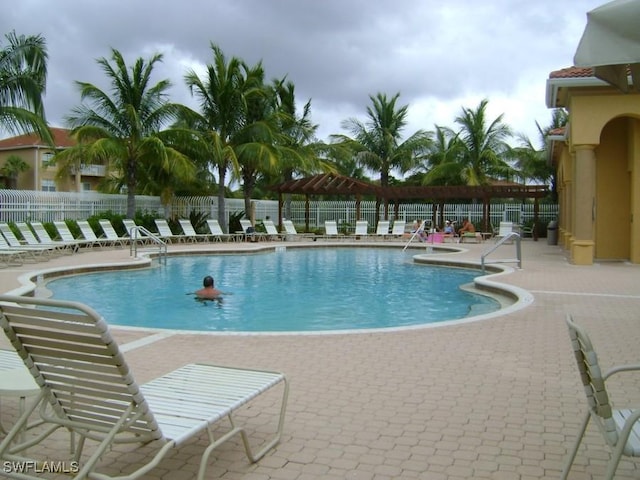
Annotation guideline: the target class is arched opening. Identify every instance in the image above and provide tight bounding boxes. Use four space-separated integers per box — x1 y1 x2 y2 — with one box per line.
595 116 634 260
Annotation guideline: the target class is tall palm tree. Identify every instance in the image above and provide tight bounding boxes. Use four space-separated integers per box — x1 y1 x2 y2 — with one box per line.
449 98 515 186
333 92 432 217
59 48 194 217
183 44 247 232
234 62 290 219
264 78 332 217
0 31 52 142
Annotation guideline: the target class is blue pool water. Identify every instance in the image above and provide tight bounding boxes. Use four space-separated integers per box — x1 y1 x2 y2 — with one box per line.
45 248 500 333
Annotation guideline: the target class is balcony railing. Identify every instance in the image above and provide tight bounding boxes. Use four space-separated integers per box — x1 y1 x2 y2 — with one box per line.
70 165 107 177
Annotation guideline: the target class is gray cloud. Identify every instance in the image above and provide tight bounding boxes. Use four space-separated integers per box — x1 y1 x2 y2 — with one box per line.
2 0 603 143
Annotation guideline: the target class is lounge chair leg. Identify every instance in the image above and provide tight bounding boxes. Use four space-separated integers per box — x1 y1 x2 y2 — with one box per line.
560 411 590 480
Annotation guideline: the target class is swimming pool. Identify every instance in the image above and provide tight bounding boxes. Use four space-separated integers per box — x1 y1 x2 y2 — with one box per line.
45 248 500 333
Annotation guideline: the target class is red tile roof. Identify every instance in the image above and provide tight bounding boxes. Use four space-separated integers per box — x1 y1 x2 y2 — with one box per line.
549 66 595 79
0 127 75 149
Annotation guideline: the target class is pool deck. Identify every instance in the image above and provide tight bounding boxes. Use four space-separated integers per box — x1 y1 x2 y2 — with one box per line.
0 238 639 479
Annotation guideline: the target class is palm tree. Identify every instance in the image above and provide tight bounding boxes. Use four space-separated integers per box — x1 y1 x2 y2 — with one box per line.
0 154 29 188
265 78 331 217
59 48 194 217
420 125 465 186
429 99 514 187
0 31 52 143
510 108 568 199
183 44 246 233
333 92 432 217
234 62 290 219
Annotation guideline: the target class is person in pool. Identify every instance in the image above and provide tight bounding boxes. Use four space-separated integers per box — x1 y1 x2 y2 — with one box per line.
194 275 223 301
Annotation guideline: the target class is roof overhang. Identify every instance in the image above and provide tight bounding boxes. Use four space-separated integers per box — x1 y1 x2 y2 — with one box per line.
545 76 609 109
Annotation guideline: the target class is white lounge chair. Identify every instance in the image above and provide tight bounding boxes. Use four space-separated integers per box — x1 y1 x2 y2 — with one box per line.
98 219 128 248
240 219 265 241
562 315 640 480
0 230 35 265
0 295 289 480
205 219 236 242
76 220 109 248
374 220 390 240
323 220 345 240
354 220 369 237
282 220 315 241
494 221 515 243
0 348 40 441
262 220 286 241
390 220 406 239
178 219 209 242
154 219 183 243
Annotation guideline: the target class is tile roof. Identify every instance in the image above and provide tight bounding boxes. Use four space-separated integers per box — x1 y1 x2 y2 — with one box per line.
549 66 595 79
0 127 75 149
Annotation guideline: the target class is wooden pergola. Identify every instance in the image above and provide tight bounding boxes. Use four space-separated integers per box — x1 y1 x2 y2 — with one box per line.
272 173 550 236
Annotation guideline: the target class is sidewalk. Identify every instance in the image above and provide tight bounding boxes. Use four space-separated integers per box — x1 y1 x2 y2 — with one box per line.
0 239 639 479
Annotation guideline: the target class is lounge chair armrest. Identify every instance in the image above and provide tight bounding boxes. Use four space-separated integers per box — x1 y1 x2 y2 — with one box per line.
603 363 640 380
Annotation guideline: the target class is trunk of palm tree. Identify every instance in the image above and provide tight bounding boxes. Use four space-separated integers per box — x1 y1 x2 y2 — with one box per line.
217 167 227 233
242 170 258 225
126 160 136 219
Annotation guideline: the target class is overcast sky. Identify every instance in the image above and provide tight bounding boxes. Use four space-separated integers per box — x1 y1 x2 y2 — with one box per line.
2 0 604 146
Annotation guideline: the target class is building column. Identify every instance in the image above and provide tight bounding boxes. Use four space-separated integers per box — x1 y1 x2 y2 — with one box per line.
571 144 597 265
561 178 572 248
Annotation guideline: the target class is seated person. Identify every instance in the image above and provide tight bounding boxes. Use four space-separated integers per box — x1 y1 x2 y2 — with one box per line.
413 219 428 242
458 218 475 235
443 220 455 236
458 219 481 243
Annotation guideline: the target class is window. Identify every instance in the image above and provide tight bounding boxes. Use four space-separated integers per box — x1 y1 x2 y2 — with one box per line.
41 152 54 168
82 182 91 191
41 179 56 192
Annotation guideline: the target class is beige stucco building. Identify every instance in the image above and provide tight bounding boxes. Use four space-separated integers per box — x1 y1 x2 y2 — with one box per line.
546 67 640 265
0 128 107 192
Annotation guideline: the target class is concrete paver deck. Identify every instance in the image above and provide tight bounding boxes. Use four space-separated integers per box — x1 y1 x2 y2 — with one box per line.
0 238 638 479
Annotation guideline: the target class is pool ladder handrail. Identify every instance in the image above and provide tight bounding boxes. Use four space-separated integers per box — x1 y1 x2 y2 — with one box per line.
129 225 167 262
402 220 429 251
480 232 522 273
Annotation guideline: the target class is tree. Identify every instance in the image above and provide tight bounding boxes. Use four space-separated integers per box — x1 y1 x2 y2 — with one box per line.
183 44 246 232
333 92 432 217
254 79 332 214
510 108 568 199
0 31 52 143
427 99 514 187
419 125 465 186
0 154 29 188
59 49 194 217
234 62 290 219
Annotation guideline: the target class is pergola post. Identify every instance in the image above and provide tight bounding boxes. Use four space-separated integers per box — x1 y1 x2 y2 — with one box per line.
533 198 540 241
305 195 310 232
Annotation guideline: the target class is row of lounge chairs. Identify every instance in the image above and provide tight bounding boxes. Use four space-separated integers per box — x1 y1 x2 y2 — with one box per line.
0 218 413 265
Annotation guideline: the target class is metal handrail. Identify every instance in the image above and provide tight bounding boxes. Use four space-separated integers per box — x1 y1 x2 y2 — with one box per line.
129 226 167 262
480 232 522 273
402 220 429 251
